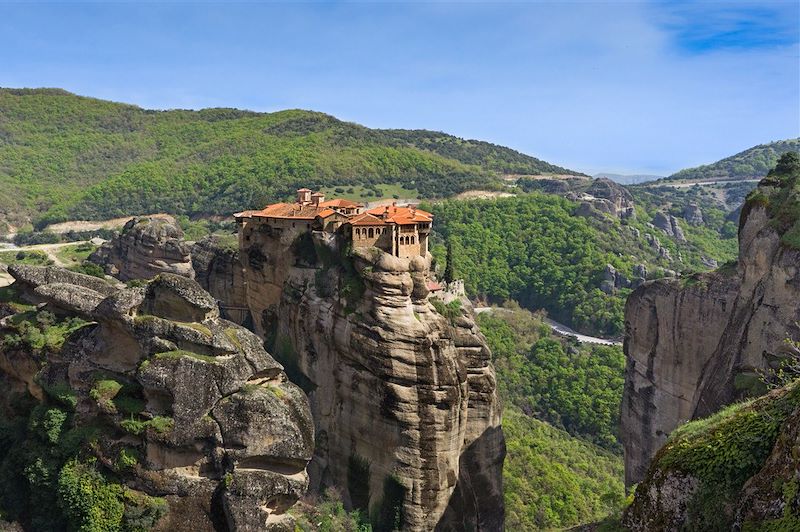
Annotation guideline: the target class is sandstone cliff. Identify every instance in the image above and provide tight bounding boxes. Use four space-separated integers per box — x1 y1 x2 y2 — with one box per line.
89 216 194 281
621 158 800 487
191 235 252 327
238 225 505 530
0 265 313 531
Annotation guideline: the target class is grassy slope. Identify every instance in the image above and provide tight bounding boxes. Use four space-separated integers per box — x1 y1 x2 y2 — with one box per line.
0 88 578 229
666 138 800 182
503 407 625 531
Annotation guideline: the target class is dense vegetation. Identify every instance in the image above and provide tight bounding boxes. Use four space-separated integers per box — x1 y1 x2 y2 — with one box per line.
478 305 625 451
0 296 166 531
503 409 625 530
429 189 738 336
0 88 577 230
666 138 799 182
477 305 626 529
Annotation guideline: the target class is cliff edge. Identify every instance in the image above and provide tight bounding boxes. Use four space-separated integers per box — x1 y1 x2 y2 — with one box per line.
621 153 800 486
238 223 505 531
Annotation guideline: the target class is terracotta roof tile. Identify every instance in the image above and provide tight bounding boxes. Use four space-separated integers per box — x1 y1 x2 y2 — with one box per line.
319 198 363 208
348 213 388 226
365 205 433 225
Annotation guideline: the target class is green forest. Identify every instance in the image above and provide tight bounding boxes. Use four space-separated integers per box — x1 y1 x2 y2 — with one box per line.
428 187 739 336
0 88 577 230
477 305 626 529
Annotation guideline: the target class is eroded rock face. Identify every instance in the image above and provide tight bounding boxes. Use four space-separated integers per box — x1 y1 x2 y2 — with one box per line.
238 225 505 531
89 216 194 281
191 236 251 327
622 383 800 530
585 177 636 219
621 177 800 486
652 211 686 242
1 267 313 531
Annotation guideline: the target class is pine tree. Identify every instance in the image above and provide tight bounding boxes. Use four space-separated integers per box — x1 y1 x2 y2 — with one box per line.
444 241 455 283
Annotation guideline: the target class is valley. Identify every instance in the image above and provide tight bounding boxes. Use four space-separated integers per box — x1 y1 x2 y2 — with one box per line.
0 89 797 531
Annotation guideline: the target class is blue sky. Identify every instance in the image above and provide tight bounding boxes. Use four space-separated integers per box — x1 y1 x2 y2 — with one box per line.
0 1 798 175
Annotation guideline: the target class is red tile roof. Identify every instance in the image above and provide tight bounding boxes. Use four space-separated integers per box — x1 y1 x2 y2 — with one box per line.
426 281 442 291
348 213 387 226
316 208 337 218
365 205 433 225
235 202 324 220
235 195 431 227
320 198 363 209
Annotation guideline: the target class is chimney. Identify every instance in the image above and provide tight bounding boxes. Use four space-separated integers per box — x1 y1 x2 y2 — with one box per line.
382 206 389 220
311 192 325 206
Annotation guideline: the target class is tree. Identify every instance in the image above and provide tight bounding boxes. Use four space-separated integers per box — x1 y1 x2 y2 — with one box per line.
443 240 455 283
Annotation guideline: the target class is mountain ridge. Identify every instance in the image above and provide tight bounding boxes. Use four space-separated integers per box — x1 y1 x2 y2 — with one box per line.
665 138 800 182
0 88 580 230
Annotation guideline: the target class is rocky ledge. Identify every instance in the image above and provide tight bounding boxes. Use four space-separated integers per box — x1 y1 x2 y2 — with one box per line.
89 216 194 281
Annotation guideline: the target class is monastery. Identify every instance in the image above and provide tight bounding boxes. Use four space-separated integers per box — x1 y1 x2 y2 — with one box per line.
235 188 433 259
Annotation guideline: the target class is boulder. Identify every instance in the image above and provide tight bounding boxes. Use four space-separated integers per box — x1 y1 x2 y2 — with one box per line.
89 216 194 281
683 203 704 226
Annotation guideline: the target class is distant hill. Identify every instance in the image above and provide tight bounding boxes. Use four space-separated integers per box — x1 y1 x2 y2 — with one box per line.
594 173 664 185
666 138 800 182
0 88 579 230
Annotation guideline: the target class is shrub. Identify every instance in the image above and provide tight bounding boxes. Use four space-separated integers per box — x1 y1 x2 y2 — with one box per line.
57 459 124 532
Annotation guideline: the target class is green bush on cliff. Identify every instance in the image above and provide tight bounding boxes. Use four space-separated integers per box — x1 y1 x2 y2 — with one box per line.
659 383 800 488
644 381 800 528
1 309 87 352
58 459 125 531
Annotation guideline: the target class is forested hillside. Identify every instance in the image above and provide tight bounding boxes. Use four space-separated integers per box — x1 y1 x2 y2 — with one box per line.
428 188 739 336
666 138 799 182
478 305 626 529
0 88 578 230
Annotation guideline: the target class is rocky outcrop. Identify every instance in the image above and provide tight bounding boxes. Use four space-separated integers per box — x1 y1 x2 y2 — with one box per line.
652 211 686 242
89 216 194 281
683 203 704 226
623 382 800 530
585 177 636 219
191 236 251 327
1 266 313 531
621 167 800 487
520 176 635 219
238 224 505 531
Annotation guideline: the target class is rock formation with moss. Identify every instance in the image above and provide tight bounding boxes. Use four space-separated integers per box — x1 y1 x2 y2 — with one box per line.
621 154 800 487
238 222 505 531
0 265 313 531
623 380 800 530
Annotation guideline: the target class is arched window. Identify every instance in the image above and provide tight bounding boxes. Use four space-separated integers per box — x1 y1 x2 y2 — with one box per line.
368 228 374 238
411 236 415 244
